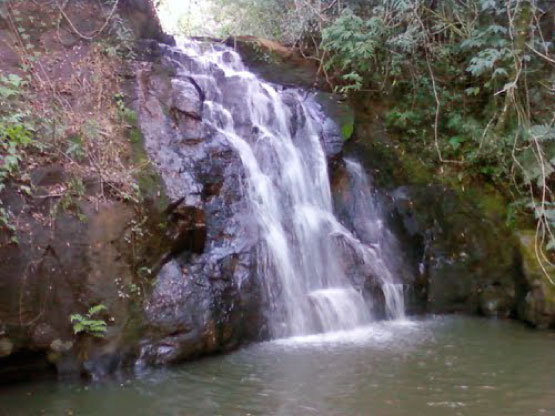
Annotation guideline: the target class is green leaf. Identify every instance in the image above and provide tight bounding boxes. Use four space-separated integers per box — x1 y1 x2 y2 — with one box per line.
88 304 107 316
7 74 22 87
480 0 496 11
70 314 85 323
0 86 17 98
448 136 466 150
341 123 354 141
73 323 85 334
528 125 555 142
465 87 480 96
492 67 508 78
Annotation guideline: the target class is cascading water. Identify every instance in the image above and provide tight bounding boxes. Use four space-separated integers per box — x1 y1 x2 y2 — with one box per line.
172 39 405 338
343 159 406 320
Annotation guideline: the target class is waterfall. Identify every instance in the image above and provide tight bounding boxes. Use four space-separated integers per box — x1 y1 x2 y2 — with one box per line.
343 159 406 321
172 39 405 338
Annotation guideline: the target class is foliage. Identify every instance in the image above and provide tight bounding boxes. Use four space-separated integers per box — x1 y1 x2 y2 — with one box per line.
321 6 415 93
0 74 33 188
103 13 136 59
158 0 337 43
0 73 34 236
323 9 549 177
50 177 88 222
70 304 108 338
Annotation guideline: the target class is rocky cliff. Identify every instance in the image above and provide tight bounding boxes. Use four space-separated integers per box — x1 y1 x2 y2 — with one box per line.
0 0 174 382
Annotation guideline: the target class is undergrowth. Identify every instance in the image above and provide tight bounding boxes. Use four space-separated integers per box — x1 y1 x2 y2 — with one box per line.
0 0 147 238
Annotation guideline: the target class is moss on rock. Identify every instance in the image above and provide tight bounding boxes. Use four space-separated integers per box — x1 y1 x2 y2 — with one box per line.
516 231 555 329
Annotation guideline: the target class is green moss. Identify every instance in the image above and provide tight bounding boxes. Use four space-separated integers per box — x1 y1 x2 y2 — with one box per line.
460 183 507 222
127 116 169 211
518 231 555 306
248 43 280 64
397 151 434 185
341 121 354 141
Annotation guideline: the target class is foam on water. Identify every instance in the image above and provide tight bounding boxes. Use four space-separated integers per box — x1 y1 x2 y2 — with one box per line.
272 320 418 348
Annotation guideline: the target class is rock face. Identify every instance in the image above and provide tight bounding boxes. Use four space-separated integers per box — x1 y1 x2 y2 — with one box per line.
0 2 363 381
331 160 415 317
389 185 520 317
0 186 140 381
118 0 174 44
133 50 265 364
225 36 320 88
516 232 555 329
0 0 173 382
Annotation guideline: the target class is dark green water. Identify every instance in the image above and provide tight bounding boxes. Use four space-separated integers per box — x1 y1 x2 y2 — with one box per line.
1 317 553 415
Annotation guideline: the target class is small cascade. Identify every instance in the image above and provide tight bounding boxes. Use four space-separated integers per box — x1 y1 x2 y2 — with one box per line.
382 283 406 320
309 288 372 332
343 159 406 321
171 39 406 338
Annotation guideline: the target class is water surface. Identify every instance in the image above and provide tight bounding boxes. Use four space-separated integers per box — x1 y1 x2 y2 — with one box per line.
1 317 553 415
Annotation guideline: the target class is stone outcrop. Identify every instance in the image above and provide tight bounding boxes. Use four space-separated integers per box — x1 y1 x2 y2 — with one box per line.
389 185 520 317
224 36 320 88
133 48 266 365
516 232 555 329
0 5 352 381
0 0 175 382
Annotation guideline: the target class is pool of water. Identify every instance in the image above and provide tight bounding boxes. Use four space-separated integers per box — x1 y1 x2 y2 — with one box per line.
1 316 553 415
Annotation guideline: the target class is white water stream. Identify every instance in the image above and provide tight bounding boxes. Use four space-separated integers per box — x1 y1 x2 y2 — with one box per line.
174 39 405 338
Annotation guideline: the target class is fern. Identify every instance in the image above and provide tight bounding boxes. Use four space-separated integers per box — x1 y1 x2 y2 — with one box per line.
70 303 109 338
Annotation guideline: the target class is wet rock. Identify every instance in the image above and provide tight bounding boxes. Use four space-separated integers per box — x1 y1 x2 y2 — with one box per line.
83 352 123 381
31 324 59 350
0 338 13 358
171 78 203 120
166 203 206 255
342 112 539 322
389 185 520 317
281 90 307 137
139 260 212 365
135 49 266 367
331 161 415 316
315 92 354 166
516 232 555 329
321 118 344 163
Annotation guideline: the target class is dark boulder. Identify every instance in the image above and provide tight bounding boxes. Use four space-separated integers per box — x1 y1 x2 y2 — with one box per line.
134 49 266 367
516 231 555 329
389 185 521 317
